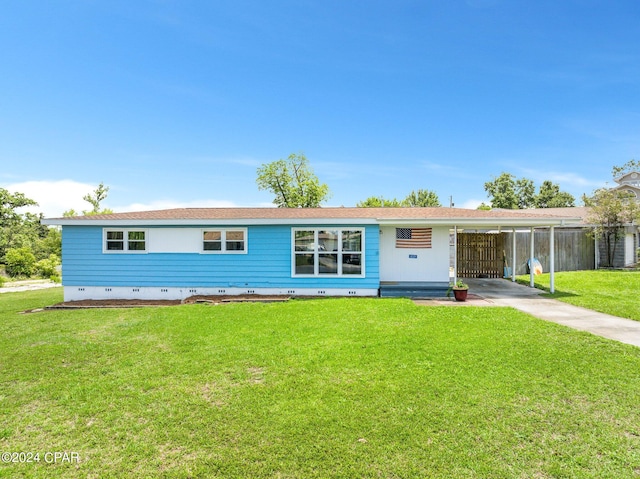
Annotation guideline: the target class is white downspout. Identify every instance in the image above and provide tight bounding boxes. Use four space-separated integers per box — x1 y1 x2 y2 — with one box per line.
549 226 555 294
453 225 458 284
511 228 516 282
529 226 535 288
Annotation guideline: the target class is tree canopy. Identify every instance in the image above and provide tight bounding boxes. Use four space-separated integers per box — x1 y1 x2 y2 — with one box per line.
63 182 114 217
357 189 441 208
0 188 59 270
1 188 37 224
612 159 640 179
484 173 575 209
256 153 330 208
583 187 640 267
403 189 441 207
536 180 577 208
357 196 403 208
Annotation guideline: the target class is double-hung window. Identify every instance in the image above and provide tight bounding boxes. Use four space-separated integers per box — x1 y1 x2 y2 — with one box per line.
293 228 364 276
202 229 247 253
104 229 147 253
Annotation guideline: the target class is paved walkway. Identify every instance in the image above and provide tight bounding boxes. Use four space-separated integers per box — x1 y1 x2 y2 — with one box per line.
0 279 61 294
463 278 640 348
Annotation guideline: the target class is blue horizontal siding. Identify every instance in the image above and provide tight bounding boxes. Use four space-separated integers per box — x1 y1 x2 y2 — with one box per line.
62 225 380 289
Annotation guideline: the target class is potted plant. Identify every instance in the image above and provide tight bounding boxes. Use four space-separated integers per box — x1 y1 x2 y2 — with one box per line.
446 280 469 302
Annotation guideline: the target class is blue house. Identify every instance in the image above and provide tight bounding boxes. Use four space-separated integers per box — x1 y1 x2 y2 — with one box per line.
43 207 580 301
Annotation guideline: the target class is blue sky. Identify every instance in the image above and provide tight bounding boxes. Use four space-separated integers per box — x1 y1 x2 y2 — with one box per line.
1 0 638 217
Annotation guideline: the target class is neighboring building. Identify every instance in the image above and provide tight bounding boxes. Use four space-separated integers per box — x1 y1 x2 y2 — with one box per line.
603 170 640 266
43 207 581 301
612 171 640 199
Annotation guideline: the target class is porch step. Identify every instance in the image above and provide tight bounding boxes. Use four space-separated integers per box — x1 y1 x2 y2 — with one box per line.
379 282 450 299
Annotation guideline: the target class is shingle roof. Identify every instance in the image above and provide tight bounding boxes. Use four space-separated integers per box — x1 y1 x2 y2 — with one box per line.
44 206 585 227
493 206 591 224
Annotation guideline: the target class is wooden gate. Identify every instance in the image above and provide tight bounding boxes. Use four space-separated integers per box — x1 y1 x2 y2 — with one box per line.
457 233 505 278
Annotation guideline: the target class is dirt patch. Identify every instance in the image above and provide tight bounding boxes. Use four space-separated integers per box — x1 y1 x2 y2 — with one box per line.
184 295 290 304
39 293 491 311
46 295 291 309
47 299 183 309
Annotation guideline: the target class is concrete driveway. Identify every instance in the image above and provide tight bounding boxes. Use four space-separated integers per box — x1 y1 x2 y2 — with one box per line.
465 278 640 348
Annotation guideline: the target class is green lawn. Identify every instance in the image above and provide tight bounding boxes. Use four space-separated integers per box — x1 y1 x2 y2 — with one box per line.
517 269 640 321
2 289 640 477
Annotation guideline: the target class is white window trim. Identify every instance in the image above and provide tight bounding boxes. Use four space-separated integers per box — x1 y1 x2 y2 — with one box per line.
291 228 365 277
200 228 248 254
103 228 148 254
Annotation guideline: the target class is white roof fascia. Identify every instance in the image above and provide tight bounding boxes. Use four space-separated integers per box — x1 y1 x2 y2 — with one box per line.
42 218 381 227
376 218 582 227
43 216 583 228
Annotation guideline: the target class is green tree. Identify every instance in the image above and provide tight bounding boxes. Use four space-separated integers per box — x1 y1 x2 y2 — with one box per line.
34 254 61 280
612 159 640 179
357 189 440 208
477 202 492 210
516 178 536 209
63 182 114 217
0 189 40 261
484 173 520 209
356 196 403 207
583 188 640 267
536 180 575 208
0 188 60 273
485 173 574 209
403 189 441 207
32 227 62 259
0 188 37 221
5 246 36 277
83 182 112 214
256 153 330 208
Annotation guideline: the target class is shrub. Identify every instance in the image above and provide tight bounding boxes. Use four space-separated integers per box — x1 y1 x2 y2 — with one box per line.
5 247 37 277
34 254 61 279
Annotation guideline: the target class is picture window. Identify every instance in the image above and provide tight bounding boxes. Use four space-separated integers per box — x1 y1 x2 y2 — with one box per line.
292 229 364 276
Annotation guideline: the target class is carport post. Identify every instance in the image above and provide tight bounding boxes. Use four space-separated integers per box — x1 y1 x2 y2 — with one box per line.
549 226 555 294
511 228 516 282
529 227 535 288
453 225 458 284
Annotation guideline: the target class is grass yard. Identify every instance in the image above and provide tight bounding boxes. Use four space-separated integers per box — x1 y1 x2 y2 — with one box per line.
2 289 640 478
517 269 640 321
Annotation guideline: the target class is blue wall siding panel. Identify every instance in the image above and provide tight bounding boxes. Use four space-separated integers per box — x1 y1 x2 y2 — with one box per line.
62 225 380 289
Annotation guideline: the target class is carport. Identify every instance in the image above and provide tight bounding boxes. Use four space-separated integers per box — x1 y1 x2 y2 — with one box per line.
450 212 583 293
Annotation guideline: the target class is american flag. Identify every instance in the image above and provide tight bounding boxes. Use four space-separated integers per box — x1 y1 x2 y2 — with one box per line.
396 228 432 248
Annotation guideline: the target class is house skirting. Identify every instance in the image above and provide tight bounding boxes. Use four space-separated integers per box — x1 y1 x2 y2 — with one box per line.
379 281 450 298
63 286 379 302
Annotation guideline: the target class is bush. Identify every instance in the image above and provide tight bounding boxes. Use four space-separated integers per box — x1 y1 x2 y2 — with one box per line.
34 254 61 279
5 247 37 277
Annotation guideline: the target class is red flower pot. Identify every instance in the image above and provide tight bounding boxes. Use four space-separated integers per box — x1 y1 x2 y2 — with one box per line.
453 288 468 302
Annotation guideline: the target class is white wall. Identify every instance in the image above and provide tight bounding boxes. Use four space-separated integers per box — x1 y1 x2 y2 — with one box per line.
625 233 637 266
379 225 450 282
148 228 202 253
